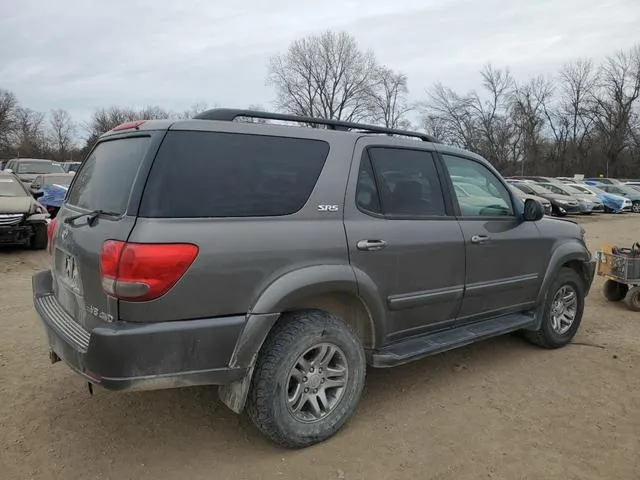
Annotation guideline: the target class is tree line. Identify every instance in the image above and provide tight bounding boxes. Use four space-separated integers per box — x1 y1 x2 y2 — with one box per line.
1 30 638 177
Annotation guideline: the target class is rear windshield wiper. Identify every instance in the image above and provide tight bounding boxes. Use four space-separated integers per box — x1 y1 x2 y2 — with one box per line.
64 209 120 226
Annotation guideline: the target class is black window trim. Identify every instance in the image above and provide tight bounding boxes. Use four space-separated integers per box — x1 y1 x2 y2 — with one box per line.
436 152 518 221
354 145 456 221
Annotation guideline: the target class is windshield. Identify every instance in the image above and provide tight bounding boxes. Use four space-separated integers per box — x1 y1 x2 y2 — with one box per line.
16 162 65 174
0 177 27 197
568 185 591 194
562 185 586 195
42 175 73 186
524 183 553 195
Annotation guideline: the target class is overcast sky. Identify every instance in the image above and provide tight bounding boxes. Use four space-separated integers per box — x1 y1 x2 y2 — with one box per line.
1 0 639 127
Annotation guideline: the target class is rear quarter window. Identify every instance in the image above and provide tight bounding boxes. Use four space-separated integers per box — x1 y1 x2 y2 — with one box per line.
66 136 150 214
139 131 330 218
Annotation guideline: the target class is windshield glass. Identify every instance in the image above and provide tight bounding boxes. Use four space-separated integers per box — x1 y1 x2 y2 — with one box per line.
568 185 591 194
525 183 553 195
0 177 27 197
562 185 586 195
42 175 73 186
16 161 65 174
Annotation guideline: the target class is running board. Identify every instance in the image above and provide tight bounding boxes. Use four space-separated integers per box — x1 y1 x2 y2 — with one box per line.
371 312 536 368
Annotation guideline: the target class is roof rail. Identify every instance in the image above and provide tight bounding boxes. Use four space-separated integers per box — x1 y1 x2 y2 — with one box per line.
193 108 438 143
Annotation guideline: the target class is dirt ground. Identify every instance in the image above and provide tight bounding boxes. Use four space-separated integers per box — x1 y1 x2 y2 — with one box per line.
1 215 639 480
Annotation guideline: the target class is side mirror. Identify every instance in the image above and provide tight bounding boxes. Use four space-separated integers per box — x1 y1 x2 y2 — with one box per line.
33 191 44 199
523 198 544 221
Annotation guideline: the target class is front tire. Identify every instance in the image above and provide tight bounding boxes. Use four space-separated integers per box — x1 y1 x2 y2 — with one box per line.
30 223 48 250
524 267 585 348
632 201 640 214
246 310 366 448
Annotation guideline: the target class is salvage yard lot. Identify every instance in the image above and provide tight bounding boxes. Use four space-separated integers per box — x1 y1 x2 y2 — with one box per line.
1 214 639 480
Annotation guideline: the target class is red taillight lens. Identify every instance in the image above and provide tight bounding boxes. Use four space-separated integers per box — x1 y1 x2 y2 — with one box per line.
100 241 198 301
47 218 57 254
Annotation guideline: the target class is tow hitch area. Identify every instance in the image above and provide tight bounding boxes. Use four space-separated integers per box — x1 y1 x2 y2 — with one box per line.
49 350 60 364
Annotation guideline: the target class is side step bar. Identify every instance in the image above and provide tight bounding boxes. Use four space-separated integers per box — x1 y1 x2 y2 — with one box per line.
371 312 536 368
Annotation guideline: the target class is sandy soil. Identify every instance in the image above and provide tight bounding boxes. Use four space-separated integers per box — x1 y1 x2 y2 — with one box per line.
1 215 639 480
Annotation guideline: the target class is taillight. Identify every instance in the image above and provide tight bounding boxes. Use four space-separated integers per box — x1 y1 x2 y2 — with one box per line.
100 241 198 301
47 218 57 254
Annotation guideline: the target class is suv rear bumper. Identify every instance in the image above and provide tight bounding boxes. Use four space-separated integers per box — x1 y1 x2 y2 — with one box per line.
32 270 248 391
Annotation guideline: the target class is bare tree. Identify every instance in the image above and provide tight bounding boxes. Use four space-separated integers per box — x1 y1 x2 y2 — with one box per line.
0 89 19 156
268 31 378 121
83 105 170 147
366 67 412 128
421 65 518 170
590 45 640 175
510 76 553 174
14 108 48 158
48 109 76 161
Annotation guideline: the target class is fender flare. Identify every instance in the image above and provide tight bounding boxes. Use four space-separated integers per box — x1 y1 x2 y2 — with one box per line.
529 241 592 329
219 264 387 413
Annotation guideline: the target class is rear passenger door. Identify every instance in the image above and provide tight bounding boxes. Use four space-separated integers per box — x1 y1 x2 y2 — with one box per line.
439 153 546 322
344 139 466 343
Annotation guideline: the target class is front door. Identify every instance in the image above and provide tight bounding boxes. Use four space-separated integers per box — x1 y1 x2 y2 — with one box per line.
439 152 547 322
343 141 466 343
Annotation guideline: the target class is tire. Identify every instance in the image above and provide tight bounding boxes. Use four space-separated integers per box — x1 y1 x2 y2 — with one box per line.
625 286 640 311
524 267 585 348
30 222 48 250
603 279 628 302
632 201 640 214
246 310 366 448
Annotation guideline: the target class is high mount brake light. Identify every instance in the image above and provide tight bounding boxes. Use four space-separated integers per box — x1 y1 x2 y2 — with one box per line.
111 120 146 132
99 241 198 301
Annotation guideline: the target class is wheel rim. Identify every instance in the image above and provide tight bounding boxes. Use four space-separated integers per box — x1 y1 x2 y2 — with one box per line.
550 285 578 335
633 203 640 213
285 343 348 423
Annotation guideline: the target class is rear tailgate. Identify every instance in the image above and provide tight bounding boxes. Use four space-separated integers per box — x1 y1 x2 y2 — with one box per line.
50 131 164 333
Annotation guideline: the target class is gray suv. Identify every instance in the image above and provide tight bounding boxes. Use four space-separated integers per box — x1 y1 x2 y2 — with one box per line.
33 109 596 448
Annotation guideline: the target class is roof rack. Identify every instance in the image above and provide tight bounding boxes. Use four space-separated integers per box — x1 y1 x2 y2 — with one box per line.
193 108 438 143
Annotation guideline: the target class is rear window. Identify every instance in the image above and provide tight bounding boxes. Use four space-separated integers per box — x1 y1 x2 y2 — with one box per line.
66 136 150 214
139 131 330 218
16 162 64 174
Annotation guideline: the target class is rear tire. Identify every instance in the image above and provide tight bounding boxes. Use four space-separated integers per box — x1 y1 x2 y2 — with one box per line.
30 223 48 250
246 310 366 448
524 267 584 348
632 201 640 214
625 286 640 311
603 279 628 302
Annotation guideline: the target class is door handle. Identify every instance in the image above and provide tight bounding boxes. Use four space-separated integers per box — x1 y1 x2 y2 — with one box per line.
470 234 490 244
357 239 387 251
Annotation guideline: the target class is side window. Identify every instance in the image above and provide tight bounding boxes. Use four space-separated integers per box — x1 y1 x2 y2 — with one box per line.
442 154 514 217
365 147 446 217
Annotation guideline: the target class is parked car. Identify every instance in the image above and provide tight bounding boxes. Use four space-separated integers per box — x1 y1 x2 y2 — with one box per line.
508 180 580 216
29 173 74 218
33 109 596 448
0 172 49 248
537 182 604 214
586 182 640 213
584 177 622 185
508 184 552 215
565 183 632 213
508 175 566 185
4 158 65 184
61 162 81 173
